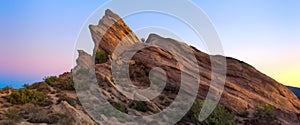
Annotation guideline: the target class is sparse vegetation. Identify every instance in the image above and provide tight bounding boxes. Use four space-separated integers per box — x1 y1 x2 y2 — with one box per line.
141 38 146 42
95 49 108 64
26 82 50 94
27 109 59 124
113 103 126 113
252 104 279 124
45 75 75 91
22 104 73 124
44 76 59 84
183 100 237 125
8 88 47 106
3 107 22 121
62 78 75 90
134 101 149 112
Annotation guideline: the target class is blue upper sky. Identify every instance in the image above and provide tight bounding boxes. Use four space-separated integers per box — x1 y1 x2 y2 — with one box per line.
0 0 300 88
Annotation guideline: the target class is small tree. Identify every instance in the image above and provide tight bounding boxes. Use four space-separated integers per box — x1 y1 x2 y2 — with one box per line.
253 104 279 124
187 100 237 125
141 38 146 42
44 76 59 85
95 50 108 64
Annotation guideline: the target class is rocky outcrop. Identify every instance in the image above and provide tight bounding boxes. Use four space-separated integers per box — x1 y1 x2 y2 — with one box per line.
1 9 298 125
76 9 300 124
89 9 141 60
52 101 95 125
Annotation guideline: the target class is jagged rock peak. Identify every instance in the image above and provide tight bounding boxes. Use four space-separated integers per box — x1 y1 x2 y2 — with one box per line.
145 33 162 43
102 9 121 23
76 50 93 68
89 9 141 60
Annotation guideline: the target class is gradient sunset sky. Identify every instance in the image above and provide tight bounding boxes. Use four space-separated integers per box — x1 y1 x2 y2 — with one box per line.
0 0 300 88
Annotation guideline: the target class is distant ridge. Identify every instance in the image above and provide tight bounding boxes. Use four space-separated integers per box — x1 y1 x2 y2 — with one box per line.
287 86 300 98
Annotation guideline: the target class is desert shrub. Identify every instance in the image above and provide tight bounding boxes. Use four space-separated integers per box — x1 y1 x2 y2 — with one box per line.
252 104 279 124
113 103 126 113
63 79 75 90
3 107 22 121
46 76 75 91
134 101 149 112
8 88 47 106
21 103 39 119
27 82 50 93
95 49 108 64
44 76 59 85
27 109 52 123
19 104 62 124
23 84 30 88
187 100 237 125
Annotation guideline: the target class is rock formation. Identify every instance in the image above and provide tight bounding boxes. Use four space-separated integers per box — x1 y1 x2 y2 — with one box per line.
77 9 300 124
89 9 141 60
1 9 299 125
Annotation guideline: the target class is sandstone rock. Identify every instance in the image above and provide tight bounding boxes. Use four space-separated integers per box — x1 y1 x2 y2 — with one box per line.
76 9 300 124
89 9 141 60
52 101 95 125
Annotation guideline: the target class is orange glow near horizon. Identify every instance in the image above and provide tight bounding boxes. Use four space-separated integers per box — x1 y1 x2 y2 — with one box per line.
268 67 300 88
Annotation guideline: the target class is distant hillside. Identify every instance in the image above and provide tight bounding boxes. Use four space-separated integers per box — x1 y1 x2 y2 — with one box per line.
287 86 300 98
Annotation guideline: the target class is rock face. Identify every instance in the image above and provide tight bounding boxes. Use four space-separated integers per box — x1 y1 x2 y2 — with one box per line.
75 9 300 124
52 101 95 125
89 9 141 60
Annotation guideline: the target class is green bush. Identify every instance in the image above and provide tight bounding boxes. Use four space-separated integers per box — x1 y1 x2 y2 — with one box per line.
62 78 75 91
188 100 237 125
253 104 279 124
44 76 59 84
27 82 50 93
24 104 73 125
134 101 149 112
141 38 146 42
45 75 75 91
8 88 47 106
113 103 126 113
95 49 108 64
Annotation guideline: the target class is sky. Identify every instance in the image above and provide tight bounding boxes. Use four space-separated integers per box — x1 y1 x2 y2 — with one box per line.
0 0 299 88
